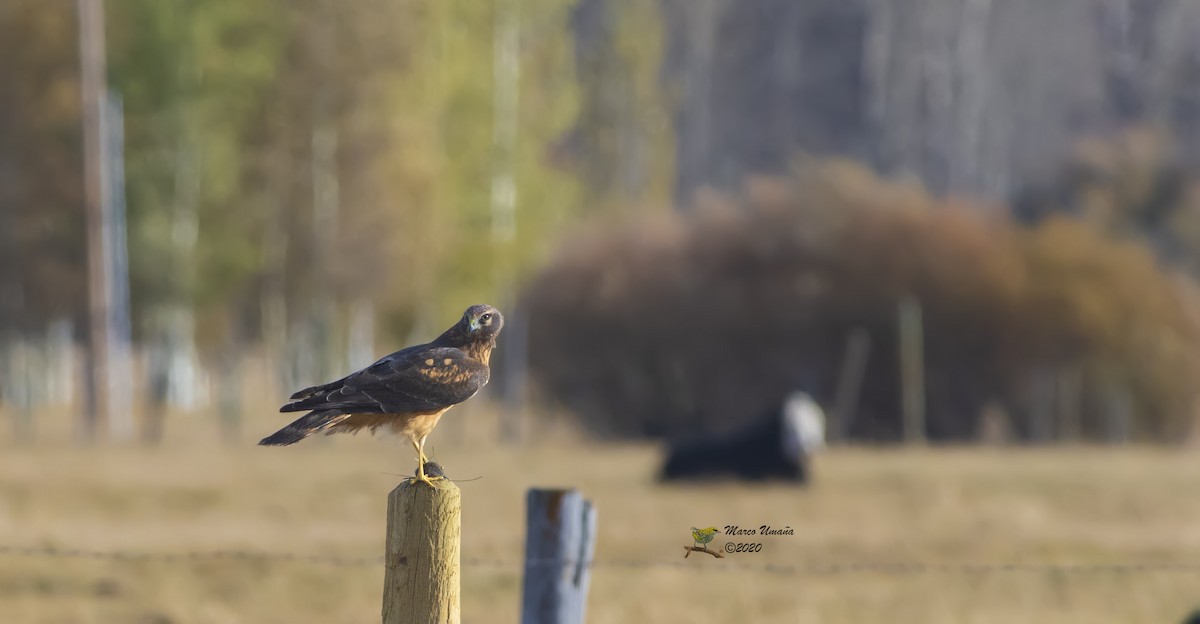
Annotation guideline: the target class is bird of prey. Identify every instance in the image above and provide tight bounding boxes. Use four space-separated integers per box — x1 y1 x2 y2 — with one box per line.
259 304 503 486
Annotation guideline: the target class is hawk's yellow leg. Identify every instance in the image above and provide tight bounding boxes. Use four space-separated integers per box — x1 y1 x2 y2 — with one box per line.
408 437 443 487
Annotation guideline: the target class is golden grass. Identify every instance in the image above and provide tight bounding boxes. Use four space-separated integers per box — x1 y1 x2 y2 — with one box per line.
2 408 1200 623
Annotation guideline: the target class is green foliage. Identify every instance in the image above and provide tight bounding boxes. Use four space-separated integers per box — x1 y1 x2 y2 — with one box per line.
348 0 585 330
103 0 584 349
524 161 1200 441
109 0 287 334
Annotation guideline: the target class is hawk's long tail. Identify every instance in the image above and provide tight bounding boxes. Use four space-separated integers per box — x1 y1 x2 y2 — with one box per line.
259 409 350 446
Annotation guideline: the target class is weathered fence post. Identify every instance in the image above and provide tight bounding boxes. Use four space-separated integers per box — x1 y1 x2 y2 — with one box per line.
521 489 597 624
382 478 461 624
831 327 871 442
898 296 926 445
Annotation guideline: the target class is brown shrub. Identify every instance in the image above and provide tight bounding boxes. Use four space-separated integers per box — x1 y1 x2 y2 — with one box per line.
524 161 1200 442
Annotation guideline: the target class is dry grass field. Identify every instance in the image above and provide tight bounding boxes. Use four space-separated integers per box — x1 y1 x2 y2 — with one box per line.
2 407 1200 623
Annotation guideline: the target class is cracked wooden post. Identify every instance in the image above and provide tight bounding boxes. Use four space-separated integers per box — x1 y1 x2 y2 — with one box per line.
521 488 597 624
382 478 460 624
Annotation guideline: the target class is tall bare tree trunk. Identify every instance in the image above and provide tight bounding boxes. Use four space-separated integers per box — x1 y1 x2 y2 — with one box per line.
77 0 109 442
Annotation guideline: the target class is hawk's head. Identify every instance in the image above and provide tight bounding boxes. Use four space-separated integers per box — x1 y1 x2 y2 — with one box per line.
463 304 504 340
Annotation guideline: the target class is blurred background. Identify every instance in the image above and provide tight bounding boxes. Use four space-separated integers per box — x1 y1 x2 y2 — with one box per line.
4 1 1200 622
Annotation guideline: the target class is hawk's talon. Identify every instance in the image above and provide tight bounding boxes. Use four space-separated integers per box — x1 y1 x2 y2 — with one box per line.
409 459 447 486
408 473 440 487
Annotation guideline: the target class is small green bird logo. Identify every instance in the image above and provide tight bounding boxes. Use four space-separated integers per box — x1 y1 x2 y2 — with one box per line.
691 526 719 547
685 526 724 559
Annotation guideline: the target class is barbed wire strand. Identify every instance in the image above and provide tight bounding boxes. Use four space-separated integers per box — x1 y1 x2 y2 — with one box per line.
2 545 1199 576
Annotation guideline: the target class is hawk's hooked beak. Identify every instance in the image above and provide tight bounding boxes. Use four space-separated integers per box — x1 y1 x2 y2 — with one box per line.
469 317 480 332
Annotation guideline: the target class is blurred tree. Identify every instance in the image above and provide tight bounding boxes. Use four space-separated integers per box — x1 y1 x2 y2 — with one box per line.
107 0 285 433
339 0 585 334
110 0 287 327
0 2 88 436
562 0 674 211
644 0 1200 202
0 2 86 333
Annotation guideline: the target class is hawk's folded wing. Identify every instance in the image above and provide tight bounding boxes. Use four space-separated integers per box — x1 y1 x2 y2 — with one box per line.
281 346 489 415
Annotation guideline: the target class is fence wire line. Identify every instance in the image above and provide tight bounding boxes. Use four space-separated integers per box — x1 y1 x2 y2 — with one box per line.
2 545 1199 576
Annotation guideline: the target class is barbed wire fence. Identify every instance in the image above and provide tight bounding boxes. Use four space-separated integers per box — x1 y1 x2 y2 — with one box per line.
3 544 1199 577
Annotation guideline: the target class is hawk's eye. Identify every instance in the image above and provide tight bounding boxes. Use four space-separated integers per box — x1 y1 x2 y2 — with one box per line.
480 313 492 323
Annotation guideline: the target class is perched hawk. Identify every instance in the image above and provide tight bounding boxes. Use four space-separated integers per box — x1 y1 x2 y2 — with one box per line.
259 304 503 485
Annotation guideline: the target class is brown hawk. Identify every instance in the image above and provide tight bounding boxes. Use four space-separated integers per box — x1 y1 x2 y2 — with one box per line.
259 304 503 485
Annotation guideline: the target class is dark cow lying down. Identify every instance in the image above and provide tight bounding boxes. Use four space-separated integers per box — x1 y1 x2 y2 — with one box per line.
659 392 825 483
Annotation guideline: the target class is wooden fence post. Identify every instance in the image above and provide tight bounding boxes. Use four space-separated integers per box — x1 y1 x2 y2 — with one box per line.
898 296 926 445
521 489 597 624
1029 368 1054 443
382 479 461 624
831 327 871 442
1056 366 1082 442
